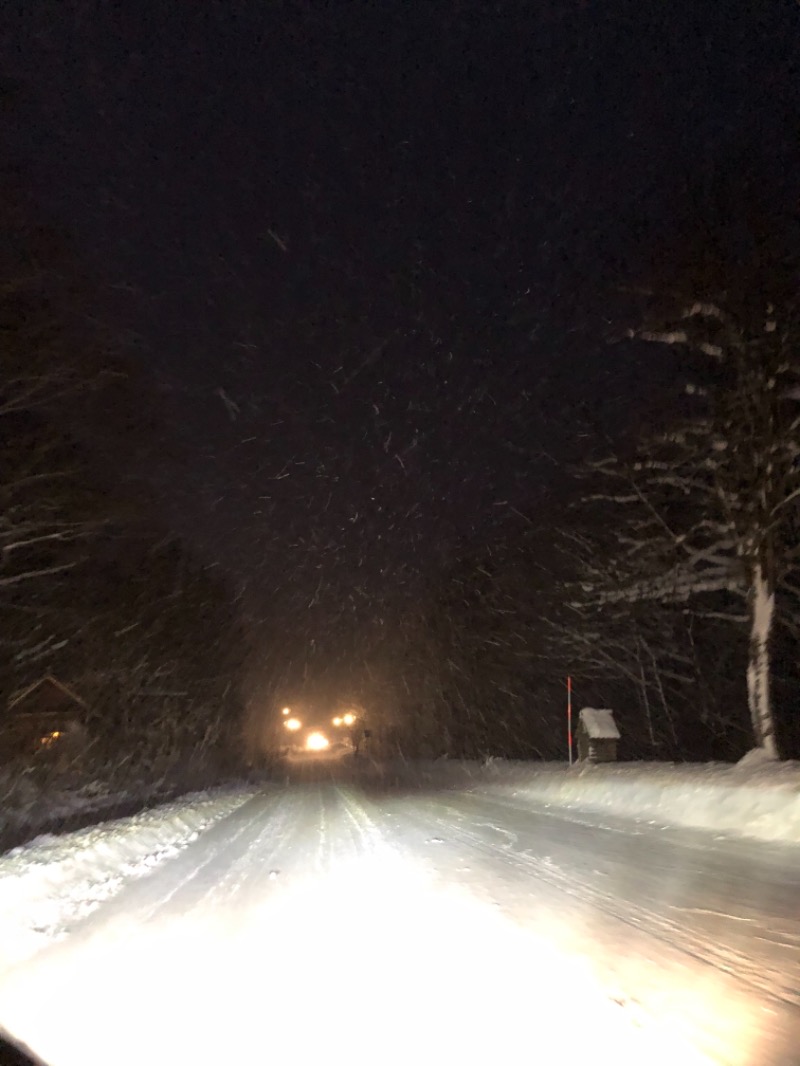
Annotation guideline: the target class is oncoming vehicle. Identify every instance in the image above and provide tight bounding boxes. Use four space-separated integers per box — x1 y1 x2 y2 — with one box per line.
277 708 362 761
282 724 355 761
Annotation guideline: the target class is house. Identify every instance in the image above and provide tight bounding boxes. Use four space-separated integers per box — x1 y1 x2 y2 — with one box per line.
577 707 620 763
0 676 89 760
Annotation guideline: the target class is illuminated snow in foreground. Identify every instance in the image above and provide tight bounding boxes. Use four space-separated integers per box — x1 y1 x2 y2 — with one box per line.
0 772 797 1065
0 787 257 972
1 848 731 1066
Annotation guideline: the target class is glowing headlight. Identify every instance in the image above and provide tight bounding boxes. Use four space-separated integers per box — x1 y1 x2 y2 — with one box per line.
305 731 329 752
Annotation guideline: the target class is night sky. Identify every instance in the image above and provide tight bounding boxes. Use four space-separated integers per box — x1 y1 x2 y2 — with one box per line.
3 1 799 701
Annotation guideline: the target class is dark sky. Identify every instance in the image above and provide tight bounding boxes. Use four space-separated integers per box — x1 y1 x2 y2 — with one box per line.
3 0 798 696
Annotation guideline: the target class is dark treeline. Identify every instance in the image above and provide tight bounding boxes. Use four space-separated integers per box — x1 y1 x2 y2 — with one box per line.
395 174 800 764
3 121 799 798
0 184 248 822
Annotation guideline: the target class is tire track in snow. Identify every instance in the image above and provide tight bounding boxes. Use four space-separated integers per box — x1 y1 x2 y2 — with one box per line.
381 793 800 1010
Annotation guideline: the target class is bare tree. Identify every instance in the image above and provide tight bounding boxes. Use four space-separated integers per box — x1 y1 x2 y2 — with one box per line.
575 301 800 756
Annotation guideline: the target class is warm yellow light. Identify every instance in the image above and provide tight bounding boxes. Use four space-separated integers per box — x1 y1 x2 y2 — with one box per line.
332 717 343 727
342 713 356 726
285 718 302 732
281 707 290 716
40 731 62 747
305 731 329 752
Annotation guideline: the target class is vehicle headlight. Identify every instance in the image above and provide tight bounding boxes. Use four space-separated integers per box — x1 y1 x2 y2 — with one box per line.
305 731 329 752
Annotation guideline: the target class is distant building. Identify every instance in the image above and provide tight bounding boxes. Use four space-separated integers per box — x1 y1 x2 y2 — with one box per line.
577 708 620 763
0 676 89 760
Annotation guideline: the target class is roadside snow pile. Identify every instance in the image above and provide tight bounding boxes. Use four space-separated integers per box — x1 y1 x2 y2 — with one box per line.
400 756 800 845
484 758 800 845
0 764 271 852
0 786 258 974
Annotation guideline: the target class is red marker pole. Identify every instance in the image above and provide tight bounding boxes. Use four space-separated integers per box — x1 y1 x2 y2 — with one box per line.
567 676 573 766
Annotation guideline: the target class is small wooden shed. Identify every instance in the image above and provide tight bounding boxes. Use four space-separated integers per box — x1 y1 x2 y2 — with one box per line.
1 676 89 760
577 707 620 764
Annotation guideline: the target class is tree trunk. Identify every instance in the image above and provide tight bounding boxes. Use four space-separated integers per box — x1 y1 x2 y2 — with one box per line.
746 563 779 757
638 653 657 749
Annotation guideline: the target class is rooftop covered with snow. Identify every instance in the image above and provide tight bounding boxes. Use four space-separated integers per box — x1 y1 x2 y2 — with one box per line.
579 708 620 740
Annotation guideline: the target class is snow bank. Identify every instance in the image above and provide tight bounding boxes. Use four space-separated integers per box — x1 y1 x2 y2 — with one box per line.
394 755 800 846
0 786 257 973
0 764 271 852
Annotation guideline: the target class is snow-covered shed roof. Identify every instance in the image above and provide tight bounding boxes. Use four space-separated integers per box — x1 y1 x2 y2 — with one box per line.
8 675 88 715
579 708 620 740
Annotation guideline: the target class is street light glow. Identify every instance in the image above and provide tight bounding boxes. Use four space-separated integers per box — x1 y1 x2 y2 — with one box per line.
332 717 343 727
285 718 302 732
342 713 356 726
282 707 291 716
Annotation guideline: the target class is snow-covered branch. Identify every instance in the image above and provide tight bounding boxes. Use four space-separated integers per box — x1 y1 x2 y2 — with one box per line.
574 299 800 756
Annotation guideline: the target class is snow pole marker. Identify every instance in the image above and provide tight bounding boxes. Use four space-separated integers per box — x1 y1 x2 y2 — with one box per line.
567 676 573 766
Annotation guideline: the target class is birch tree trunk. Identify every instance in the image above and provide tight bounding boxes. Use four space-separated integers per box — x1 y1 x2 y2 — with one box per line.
746 563 778 757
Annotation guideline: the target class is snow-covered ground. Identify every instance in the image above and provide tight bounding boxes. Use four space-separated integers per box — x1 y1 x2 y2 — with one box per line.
387 751 800 845
1 762 799 1065
0 785 258 973
0 763 270 854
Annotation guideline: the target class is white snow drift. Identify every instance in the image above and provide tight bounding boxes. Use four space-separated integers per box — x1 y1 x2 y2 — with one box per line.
406 753 800 845
0 786 257 973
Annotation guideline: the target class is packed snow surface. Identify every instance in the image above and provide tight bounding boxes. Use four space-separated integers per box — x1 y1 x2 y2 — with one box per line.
0 762 799 1065
0 785 258 972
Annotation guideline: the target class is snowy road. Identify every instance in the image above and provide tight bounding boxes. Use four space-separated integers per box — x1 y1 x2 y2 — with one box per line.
1 765 799 1066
